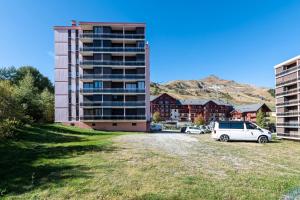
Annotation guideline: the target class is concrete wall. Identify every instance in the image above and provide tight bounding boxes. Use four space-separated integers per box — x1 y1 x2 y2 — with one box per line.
63 121 149 132
54 29 69 122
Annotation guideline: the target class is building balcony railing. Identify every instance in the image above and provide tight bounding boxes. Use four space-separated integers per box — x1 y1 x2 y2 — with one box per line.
277 112 300 116
276 100 299 106
277 123 300 127
80 101 146 107
80 33 145 40
80 47 145 53
276 78 299 87
80 60 145 67
276 89 299 96
80 88 145 94
80 115 146 120
80 74 145 80
276 65 300 77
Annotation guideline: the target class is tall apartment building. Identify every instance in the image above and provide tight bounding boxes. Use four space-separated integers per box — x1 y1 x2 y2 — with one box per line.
275 55 300 138
54 21 150 131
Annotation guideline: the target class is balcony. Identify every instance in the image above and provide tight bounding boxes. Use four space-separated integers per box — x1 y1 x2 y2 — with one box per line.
80 74 145 80
276 100 299 106
80 47 145 56
277 112 300 117
276 89 299 96
80 115 146 120
80 101 146 107
80 33 145 40
80 88 145 94
80 60 145 67
277 123 300 127
276 65 299 77
276 78 299 87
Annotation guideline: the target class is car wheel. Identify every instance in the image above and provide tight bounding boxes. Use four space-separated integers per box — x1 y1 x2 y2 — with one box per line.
258 135 268 143
187 131 191 134
220 134 229 142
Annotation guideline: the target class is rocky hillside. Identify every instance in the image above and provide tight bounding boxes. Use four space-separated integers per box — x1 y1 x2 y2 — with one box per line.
151 75 275 109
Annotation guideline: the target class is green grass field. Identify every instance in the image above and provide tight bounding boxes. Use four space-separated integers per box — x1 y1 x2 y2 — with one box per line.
1 124 300 200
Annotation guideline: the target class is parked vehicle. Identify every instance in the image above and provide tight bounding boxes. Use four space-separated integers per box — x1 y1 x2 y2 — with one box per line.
212 121 272 143
150 124 162 132
200 125 211 133
180 127 187 133
185 126 205 134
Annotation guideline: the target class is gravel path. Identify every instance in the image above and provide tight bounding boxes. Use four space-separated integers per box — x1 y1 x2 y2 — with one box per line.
114 133 260 176
116 133 202 157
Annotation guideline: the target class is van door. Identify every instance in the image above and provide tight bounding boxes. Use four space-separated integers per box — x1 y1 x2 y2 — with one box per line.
245 122 261 141
229 121 245 140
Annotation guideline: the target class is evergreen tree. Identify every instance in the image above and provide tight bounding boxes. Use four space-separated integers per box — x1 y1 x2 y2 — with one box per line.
256 109 267 128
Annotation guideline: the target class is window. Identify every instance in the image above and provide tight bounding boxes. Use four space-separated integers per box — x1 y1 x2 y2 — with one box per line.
132 123 137 126
112 123 117 126
246 122 257 130
94 81 102 88
219 122 230 129
94 26 103 34
92 123 95 126
83 82 93 88
230 122 244 129
138 81 145 89
126 83 137 89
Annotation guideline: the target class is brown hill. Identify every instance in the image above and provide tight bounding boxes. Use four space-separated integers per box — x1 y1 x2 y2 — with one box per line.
150 75 275 109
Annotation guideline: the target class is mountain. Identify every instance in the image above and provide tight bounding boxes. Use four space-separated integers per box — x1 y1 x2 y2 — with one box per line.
150 75 275 109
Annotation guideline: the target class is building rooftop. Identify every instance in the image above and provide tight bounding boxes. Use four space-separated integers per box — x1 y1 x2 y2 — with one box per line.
233 103 268 113
274 55 300 69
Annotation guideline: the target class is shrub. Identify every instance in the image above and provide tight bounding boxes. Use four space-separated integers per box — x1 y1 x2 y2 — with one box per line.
0 119 21 139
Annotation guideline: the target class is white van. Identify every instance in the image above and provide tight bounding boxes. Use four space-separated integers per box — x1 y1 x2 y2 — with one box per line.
212 121 272 143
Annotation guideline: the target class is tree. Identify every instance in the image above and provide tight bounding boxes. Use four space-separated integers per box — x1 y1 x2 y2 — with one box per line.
256 109 267 129
40 89 54 123
0 80 24 138
0 66 17 81
152 111 161 123
14 73 43 122
14 66 54 93
194 115 205 126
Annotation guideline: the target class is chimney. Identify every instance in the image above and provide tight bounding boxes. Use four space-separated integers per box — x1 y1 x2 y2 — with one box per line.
71 20 77 26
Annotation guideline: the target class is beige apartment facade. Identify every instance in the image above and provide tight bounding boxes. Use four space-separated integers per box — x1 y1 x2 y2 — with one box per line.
54 21 150 131
275 55 300 138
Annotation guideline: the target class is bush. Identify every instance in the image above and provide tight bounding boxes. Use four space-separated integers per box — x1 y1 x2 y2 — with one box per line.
0 119 21 139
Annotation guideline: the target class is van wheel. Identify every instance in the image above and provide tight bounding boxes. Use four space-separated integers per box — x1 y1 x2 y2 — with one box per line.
258 136 268 143
220 134 229 142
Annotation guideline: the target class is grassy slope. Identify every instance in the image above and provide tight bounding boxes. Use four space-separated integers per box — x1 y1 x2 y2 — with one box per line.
1 125 300 199
0 124 132 199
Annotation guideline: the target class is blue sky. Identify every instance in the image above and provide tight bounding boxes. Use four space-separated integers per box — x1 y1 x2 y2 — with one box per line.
1 0 300 87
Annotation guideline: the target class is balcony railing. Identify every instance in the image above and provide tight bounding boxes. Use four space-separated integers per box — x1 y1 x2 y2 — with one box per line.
277 112 300 116
80 115 146 120
80 101 146 107
80 33 145 40
276 100 299 106
277 123 300 127
80 60 145 66
276 65 300 77
80 88 145 94
276 89 299 96
80 74 145 80
276 78 299 87
80 47 145 53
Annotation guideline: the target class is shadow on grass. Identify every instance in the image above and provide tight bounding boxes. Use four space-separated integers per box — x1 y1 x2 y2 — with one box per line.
39 124 120 136
0 124 118 197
